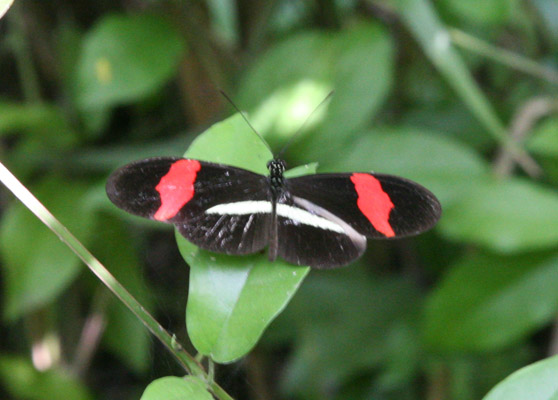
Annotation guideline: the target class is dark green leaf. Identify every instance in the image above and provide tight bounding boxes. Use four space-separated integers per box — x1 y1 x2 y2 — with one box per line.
424 252 558 351
92 214 152 374
0 177 96 320
0 355 93 400
439 178 558 252
75 14 185 109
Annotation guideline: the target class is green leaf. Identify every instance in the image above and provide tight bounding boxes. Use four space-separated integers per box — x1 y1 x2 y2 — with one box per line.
0 101 76 147
0 355 93 400
327 126 489 205
238 21 394 162
277 270 421 398
0 176 96 320
391 0 510 147
75 13 185 109
441 0 516 25
423 252 558 352
141 376 213 400
483 355 558 400
439 178 558 252
527 117 558 156
178 113 310 363
92 214 152 374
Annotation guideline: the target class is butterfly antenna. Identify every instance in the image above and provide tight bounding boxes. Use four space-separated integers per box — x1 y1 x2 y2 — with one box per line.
276 90 334 159
219 90 273 154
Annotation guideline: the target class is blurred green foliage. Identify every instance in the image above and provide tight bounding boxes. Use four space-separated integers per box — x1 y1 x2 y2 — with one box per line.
1 0 558 399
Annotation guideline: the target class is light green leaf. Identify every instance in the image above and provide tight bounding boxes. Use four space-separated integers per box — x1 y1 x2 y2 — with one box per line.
527 117 558 156
141 376 213 400
483 355 558 400
238 21 394 162
179 113 310 363
423 252 558 351
439 178 558 252
0 355 92 400
75 13 185 109
0 177 96 320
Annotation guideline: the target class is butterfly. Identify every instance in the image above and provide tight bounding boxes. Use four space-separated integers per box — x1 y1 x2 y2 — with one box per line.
106 154 441 269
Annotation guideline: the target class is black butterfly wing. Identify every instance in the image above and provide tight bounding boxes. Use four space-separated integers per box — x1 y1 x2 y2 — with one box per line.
286 172 442 239
273 194 367 269
106 157 271 254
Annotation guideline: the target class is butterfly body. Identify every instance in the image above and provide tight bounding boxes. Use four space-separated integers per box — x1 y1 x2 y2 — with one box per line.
106 157 441 268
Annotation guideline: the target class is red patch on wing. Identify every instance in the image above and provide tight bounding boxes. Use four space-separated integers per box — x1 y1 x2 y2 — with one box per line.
350 173 395 237
154 159 201 221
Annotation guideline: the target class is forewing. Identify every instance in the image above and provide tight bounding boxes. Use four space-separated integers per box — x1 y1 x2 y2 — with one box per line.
106 157 271 254
287 173 441 239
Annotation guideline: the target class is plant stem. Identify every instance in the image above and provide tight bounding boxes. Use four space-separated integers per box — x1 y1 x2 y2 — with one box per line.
0 161 234 400
450 29 558 85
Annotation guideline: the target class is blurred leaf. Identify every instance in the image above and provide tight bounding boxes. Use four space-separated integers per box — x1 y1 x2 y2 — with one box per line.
531 0 558 44
0 0 13 19
75 13 185 109
440 0 516 25
0 355 93 400
277 269 421 398
483 355 558 400
0 176 96 320
177 113 310 363
527 117 558 156
0 101 76 147
439 178 558 252
238 21 394 162
92 214 152 374
327 126 489 205
141 376 213 400
424 251 558 351
392 0 510 147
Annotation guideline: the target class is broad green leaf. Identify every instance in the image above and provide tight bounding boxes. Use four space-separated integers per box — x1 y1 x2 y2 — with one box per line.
92 214 152 374
75 13 185 109
0 355 92 400
0 101 76 147
0 176 96 320
441 0 516 25
141 376 213 400
527 117 558 156
178 113 310 363
237 21 394 162
439 178 558 252
327 126 489 205
423 252 558 351
483 355 558 400
180 240 309 363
